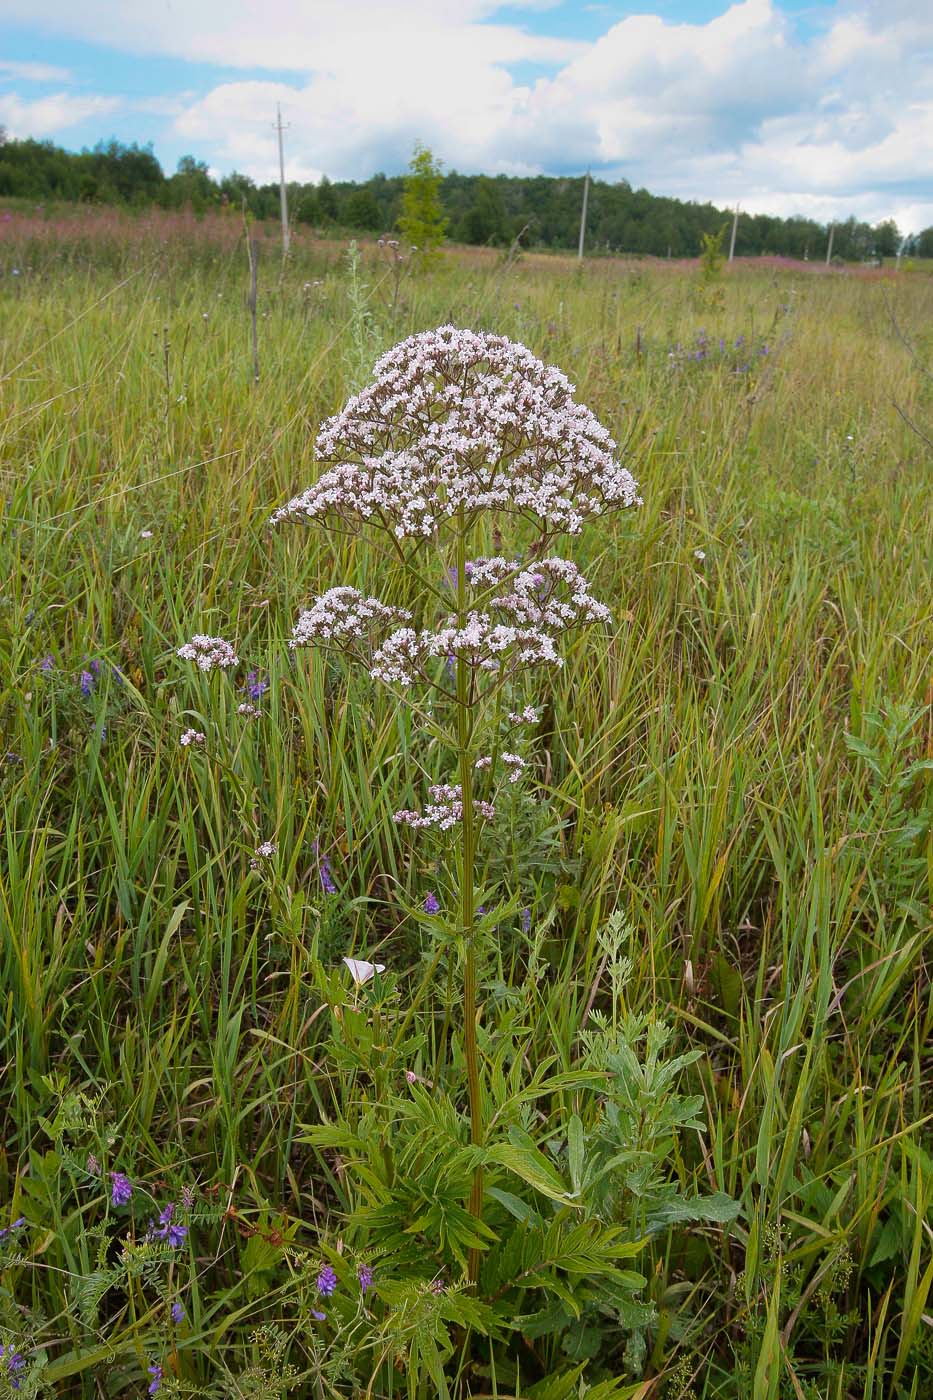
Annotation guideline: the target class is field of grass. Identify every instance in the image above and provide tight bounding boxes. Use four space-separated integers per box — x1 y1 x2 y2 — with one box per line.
1 211 931 1398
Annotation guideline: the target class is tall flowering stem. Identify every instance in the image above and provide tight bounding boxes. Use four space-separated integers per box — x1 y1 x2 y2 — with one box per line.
454 509 484 1278
273 326 640 1285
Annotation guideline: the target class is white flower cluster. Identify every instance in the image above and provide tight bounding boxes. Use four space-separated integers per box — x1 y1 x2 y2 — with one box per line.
478 557 611 630
394 783 497 831
290 586 411 651
474 752 525 782
508 706 540 726
250 839 278 869
501 752 525 782
177 635 239 672
238 702 261 719
179 728 206 747
363 556 609 688
270 326 640 539
371 614 562 687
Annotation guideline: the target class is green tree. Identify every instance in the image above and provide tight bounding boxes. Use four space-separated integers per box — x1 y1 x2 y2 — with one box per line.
345 187 381 230
316 174 338 223
398 142 447 264
460 175 507 245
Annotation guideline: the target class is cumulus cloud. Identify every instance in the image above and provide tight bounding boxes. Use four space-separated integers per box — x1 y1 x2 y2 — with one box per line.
2 0 931 229
0 91 119 138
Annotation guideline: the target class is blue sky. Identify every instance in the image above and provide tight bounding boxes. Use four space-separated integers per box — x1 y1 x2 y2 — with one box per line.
1 1 930 231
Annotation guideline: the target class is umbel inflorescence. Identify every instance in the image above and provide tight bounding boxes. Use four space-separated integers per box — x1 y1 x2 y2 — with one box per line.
271 324 640 539
274 325 640 826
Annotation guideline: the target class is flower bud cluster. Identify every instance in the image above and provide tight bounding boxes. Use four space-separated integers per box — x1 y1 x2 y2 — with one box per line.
394 783 496 831
270 326 639 540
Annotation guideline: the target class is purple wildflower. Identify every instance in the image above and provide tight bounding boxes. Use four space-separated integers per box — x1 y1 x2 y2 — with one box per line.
79 670 95 697
319 853 337 895
39 654 54 672
110 1172 132 1206
521 907 532 933
423 892 440 915
149 1204 188 1248
0 1217 25 1240
246 669 269 700
429 1277 445 1295
0 1346 24 1389
316 1263 338 1297
311 1309 326 1321
147 1363 163 1394
358 1265 374 1294
171 1302 185 1323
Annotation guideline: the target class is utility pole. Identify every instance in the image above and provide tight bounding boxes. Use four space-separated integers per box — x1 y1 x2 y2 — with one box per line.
728 203 739 262
578 169 590 261
825 222 834 265
275 104 290 256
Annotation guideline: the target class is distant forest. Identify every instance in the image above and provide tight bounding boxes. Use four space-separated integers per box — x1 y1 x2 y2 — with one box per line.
2 132 930 261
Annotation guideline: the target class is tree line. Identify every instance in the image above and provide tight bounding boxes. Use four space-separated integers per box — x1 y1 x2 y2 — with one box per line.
1 131 929 261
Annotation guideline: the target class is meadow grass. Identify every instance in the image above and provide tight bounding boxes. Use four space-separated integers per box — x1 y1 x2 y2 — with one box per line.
0 215 931 1397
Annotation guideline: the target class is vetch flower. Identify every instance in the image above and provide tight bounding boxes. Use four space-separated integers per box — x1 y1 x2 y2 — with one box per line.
79 670 95 697
358 1264 374 1294
170 1302 185 1323
316 1263 338 1297
245 669 269 700
521 907 532 933
319 852 337 895
0 1345 24 1390
147 1363 163 1394
110 1172 132 1206
342 957 385 985
311 1309 326 1321
148 1203 188 1248
423 891 440 914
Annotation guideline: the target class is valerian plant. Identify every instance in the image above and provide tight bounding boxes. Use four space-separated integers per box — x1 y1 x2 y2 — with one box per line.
272 325 641 1276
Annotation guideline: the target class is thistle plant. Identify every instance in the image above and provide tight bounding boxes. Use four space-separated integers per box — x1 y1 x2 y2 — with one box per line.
273 325 640 1279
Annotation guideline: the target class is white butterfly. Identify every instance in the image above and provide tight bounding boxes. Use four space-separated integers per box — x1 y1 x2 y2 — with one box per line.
342 957 386 986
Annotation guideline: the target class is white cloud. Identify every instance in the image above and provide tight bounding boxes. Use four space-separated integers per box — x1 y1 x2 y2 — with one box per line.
0 91 119 138
2 0 932 229
0 59 72 82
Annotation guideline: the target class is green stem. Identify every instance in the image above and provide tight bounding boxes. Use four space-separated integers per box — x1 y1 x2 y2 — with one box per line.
455 511 484 1284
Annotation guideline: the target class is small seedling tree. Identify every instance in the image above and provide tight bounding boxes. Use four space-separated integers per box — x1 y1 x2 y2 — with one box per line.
398 143 447 267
